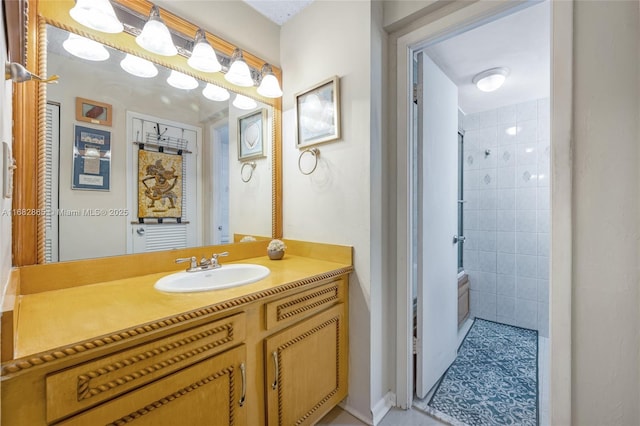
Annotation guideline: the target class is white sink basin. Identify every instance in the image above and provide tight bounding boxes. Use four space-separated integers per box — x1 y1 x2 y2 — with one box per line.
154 264 270 293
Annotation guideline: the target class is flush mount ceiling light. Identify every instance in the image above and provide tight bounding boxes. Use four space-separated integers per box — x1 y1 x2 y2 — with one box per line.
472 67 509 92
233 94 257 110
63 33 110 61
202 83 230 102
225 48 254 87
120 54 158 78
69 0 123 33
188 29 222 73
167 70 198 90
257 63 283 98
136 5 177 56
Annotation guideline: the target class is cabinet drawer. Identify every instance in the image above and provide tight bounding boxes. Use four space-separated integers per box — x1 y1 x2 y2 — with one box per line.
46 312 246 423
265 279 345 330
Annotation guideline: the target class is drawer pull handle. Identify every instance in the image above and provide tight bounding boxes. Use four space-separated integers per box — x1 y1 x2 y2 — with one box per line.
239 363 246 407
271 351 279 390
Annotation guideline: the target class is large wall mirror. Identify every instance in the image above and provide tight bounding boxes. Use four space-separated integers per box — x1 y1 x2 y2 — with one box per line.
13 0 282 265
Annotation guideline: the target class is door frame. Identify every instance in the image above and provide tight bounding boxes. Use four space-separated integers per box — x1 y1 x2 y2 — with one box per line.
393 1 574 424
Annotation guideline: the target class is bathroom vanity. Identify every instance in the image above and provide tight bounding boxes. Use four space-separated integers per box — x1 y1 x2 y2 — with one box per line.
1 240 352 425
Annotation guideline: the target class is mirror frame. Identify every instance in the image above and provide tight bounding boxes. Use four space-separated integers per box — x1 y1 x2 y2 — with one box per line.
12 0 283 266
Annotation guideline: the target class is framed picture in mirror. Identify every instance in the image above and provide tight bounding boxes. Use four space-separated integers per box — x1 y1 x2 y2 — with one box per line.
76 97 112 127
238 109 267 161
72 125 111 191
295 76 341 148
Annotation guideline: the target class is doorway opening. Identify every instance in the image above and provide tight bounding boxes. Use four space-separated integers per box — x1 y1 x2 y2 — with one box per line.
407 2 551 424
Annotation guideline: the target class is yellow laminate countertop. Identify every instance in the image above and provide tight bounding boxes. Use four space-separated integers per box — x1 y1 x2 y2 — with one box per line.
15 255 350 358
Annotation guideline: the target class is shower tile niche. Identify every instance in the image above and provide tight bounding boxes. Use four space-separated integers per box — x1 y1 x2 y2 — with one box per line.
464 98 550 337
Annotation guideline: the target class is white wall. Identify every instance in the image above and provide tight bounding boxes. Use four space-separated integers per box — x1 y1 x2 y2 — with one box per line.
157 0 280 66
0 4 13 300
572 1 639 424
281 0 377 421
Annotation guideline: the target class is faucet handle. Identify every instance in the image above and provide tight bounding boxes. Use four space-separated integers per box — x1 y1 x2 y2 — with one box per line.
211 252 229 267
213 251 229 258
176 256 197 269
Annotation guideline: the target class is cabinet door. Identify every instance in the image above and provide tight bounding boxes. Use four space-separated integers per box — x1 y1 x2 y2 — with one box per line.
57 345 247 426
265 304 347 426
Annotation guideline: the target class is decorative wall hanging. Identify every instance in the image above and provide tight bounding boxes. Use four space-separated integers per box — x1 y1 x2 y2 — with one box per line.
237 108 267 161
295 76 341 148
76 97 112 126
72 125 111 191
137 149 182 219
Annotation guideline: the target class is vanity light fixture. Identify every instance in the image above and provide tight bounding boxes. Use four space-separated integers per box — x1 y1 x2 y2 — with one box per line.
167 70 198 90
63 33 110 61
188 29 222 73
136 5 177 56
225 48 254 87
69 0 123 34
233 94 257 110
202 83 230 102
472 67 509 92
120 54 158 78
257 63 283 98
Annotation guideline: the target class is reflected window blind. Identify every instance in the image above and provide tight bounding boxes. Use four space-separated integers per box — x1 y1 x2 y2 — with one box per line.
45 103 60 262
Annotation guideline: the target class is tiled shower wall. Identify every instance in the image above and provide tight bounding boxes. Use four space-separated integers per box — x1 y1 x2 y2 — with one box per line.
462 98 550 336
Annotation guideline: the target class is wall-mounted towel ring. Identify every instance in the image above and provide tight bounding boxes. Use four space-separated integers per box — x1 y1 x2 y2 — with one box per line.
298 147 320 175
241 161 256 183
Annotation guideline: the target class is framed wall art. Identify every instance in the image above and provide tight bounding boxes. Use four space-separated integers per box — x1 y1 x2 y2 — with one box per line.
295 76 341 148
76 97 112 126
137 149 183 219
237 108 267 161
72 125 111 191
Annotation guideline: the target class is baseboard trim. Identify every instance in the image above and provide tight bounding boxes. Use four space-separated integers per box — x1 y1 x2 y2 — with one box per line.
372 391 396 425
340 403 374 425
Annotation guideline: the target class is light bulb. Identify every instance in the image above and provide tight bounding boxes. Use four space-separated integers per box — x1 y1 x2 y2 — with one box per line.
257 64 282 98
136 5 177 56
63 33 110 61
188 29 222 73
167 70 198 90
69 0 123 33
225 49 254 87
120 54 158 78
202 83 230 102
233 94 257 110
472 67 509 92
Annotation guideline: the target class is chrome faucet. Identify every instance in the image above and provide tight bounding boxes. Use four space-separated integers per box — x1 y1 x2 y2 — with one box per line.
175 252 229 272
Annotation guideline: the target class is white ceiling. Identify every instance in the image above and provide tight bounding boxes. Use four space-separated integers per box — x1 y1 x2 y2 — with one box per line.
423 1 550 114
242 0 314 26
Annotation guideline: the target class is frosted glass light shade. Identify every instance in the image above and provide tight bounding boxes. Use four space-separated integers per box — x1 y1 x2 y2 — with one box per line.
136 6 177 56
188 29 222 73
203 83 230 102
167 70 198 90
225 49 253 87
120 54 158 78
69 0 123 33
472 67 509 92
63 33 110 61
257 65 282 98
233 94 257 110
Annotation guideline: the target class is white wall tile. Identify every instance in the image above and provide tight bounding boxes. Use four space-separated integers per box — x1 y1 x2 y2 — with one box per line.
496 315 518 327
477 231 497 251
537 256 550 279
517 277 538 301
478 150 497 169
468 271 482 291
517 164 538 188
537 161 550 187
497 231 516 253
464 189 479 210
478 126 498 147
516 298 538 330
517 100 538 121
537 210 550 233
464 170 479 190
470 289 481 316
516 188 537 210
497 210 516 232
498 167 516 188
537 233 550 257
478 272 497 293
497 252 516 275
538 301 549 337
478 110 498 128
463 209 478 231
498 105 516 124
478 251 497 273
516 232 538 255
498 124 518 146
464 113 480 130
464 150 479 170
479 170 496 189
497 295 516 319
478 291 497 321
537 279 549 302
497 274 516 297
517 120 538 144
479 189 497 210
464 230 480 250
464 249 479 271
516 144 538 166
516 210 537 233
537 187 550 210
516 254 538 278
498 145 516 168
497 189 515 210
478 210 497 231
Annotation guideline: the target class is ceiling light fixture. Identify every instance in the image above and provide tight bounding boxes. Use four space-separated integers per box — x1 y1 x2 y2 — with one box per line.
136 5 177 56
225 48 254 87
472 67 509 92
120 54 158 78
257 63 283 98
202 83 230 102
233 94 257 110
63 33 110 61
69 0 123 33
188 29 222 73
166 70 198 90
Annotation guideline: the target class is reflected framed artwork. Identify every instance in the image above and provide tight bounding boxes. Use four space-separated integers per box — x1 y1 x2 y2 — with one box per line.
75 97 112 126
295 76 341 148
238 108 267 161
72 125 111 191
